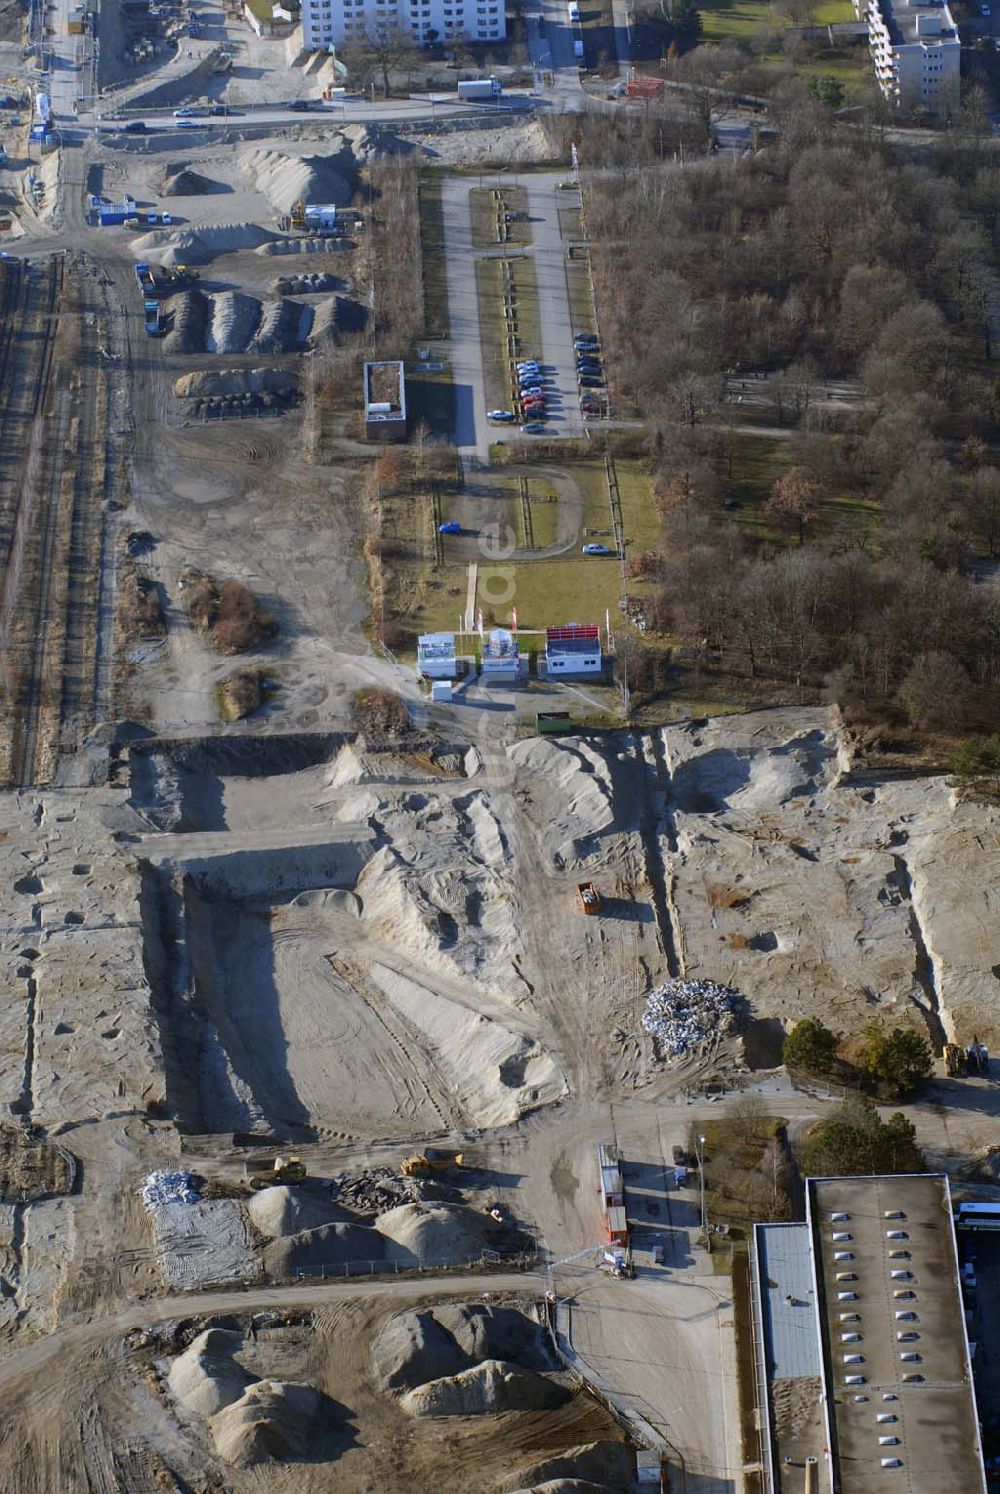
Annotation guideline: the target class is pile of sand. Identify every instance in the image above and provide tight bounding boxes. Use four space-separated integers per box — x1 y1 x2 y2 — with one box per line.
162 166 226 197
251 298 310 354
174 368 298 399
209 1379 321 1466
246 1183 343 1240
501 1441 636 1492
262 1219 382 1278
206 292 262 355
238 145 354 216
507 738 618 867
132 222 275 266
162 289 208 354
400 1359 566 1418
375 1201 492 1268
375 1303 553 1394
168 1328 256 1417
405 119 554 166
341 122 411 165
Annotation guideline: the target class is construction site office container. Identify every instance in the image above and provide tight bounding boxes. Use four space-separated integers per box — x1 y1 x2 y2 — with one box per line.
606 1205 628 1246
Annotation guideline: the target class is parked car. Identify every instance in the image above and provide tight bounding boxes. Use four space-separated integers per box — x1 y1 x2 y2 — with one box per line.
516 360 541 372
582 542 611 555
574 335 599 349
438 520 461 535
579 376 604 389
488 409 515 421
521 422 546 434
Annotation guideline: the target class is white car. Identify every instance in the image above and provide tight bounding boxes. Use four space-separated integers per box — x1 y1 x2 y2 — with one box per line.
488 409 515 422
172 106 194 117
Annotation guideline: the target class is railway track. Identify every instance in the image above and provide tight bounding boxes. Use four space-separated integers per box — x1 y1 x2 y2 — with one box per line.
1 254 112 787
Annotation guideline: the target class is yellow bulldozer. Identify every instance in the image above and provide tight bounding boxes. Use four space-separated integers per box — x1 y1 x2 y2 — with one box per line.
401 1147 464 1178
248 1155 307 1191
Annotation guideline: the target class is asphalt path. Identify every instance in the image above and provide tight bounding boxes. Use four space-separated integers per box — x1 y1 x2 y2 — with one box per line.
441 174 490 464
525 173 586 442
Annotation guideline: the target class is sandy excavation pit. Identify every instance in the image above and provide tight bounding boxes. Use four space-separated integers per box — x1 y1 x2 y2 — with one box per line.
133 736 568 1139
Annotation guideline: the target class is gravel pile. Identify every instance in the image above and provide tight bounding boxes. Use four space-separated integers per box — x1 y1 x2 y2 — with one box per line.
271 271 341 295
641 978 743 1058
207 292 262 355
163 289 208 354
140 1169 200 1209
250 298 310 353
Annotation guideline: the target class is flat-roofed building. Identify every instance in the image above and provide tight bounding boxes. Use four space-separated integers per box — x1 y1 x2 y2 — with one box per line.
750 1174 986 1493
859 0 959 114
544 624 602 676
363 359 406 442
417 631 457 679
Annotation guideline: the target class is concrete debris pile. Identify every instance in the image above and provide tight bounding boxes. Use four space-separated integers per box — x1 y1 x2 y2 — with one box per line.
329 1167 430 1216
140 1169 201 1209
641 978 743 1058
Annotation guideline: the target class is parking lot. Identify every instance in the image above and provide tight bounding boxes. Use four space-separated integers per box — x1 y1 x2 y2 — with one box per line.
441 171 598 461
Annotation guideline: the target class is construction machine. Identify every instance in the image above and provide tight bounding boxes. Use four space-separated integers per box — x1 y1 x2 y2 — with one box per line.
943 1039 991 1078
401 1146 464 1177
248 1155 307 1191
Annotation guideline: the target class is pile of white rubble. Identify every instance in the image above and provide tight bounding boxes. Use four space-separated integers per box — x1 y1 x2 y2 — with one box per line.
641 978 742 1058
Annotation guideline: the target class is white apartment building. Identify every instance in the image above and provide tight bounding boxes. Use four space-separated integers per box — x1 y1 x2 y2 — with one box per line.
301 0 504 51
858 0 960 115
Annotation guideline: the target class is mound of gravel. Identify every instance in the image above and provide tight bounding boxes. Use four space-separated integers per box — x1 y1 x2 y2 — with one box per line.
238 145 354 216
341 122 412 165
271 271 341 295
247 1183 344 1240
375 1303 553 1394
376 1202 493 1268
206 292 262 354
262 1220 382 1278
400 1359 567 1418
133 222 275 266
255 237 346 258
500 1442 636 1492
162 167 226 197
250 297 311 353
162 289 208 353
375 1308 471 1393
433 1303 555 1372
209 1379 321 1466
174 367 298 399
168 1328 256 1418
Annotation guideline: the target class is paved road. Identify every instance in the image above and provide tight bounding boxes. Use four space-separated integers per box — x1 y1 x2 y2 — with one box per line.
441 175 490 464
525 174 586 442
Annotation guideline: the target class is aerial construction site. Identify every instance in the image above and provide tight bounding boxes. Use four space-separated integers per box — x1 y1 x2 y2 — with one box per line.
0 0 997 1488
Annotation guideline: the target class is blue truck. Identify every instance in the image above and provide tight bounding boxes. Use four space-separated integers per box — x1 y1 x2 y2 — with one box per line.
143 298 164 336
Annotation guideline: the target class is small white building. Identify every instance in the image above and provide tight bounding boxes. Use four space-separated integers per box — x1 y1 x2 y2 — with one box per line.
481 627 520 679
417 631 457 679
545 624 602 676
301 0 504 52
860 0 959 114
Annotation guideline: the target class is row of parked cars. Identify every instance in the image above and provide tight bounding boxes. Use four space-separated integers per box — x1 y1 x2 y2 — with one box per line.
575 333 606 420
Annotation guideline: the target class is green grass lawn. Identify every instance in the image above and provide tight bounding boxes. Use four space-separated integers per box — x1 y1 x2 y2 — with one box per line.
470 186 532 250
475 255 542 414
699 0 855 42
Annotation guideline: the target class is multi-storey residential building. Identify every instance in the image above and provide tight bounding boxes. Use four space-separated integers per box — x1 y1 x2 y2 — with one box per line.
858 0 960 115
301 0 504 52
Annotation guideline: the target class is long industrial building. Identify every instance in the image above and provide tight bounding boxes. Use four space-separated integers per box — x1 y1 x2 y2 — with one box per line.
302 0 504 52
750 1173 985 1493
